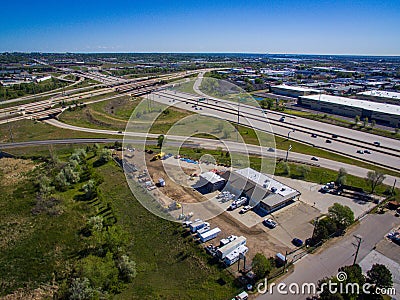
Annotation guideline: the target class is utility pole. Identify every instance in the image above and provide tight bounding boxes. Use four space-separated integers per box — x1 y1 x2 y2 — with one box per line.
283 250 288 272
285 144 292 162
392 179 397 195
311 217 319 241
353 235 363 265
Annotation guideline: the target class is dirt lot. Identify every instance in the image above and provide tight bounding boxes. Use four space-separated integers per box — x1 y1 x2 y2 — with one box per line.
125 152 317 262
0 158 38 187
146 155 207 204
208 211 290 261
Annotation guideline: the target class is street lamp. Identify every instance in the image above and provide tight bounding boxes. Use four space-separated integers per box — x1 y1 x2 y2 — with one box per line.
287 128 295 141
285 144 292 162
236 96 243 142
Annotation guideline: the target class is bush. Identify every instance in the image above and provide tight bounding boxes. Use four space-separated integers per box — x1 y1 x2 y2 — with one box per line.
117 255 137 282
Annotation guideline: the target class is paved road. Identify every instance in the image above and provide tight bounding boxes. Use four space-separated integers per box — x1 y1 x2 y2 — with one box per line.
40 119 400 189
189 73 400 167
153 88 400 171
257 213 400 299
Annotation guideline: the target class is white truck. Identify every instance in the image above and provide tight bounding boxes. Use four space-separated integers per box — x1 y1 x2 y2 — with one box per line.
219 235 238 247
229 197 248 210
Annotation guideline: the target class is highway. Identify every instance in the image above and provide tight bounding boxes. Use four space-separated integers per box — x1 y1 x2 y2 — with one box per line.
0 70 210 124
39 119 400 188
147 74 400 171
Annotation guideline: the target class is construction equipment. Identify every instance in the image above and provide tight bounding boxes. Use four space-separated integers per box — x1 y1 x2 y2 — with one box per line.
151 152 165 161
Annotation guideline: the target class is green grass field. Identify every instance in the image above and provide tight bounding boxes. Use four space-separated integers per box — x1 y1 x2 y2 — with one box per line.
0 147 239 299
0 119 119 143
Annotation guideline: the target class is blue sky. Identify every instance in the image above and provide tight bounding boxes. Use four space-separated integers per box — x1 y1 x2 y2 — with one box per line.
1 0 399 55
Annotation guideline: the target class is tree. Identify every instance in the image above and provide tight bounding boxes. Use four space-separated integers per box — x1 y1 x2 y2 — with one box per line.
252 253 272 279
92 143 100 155
354 115 360 125
328 203 354 230
69 277 95 300
117 255 137 282
222 129 230 139
100 149 112 163
363 117 369 127
64 165 80 183
216 122 224 132
83 180 97 200
37 175 53 195
371 119 376 129
314 217 337 242
335 168 347 186
78 252 120 292
367 264 393 288
54 170 69 191
157 134 165 148
281 161 290 175
365 171 385 193
87 216 104 233
296 165 311 179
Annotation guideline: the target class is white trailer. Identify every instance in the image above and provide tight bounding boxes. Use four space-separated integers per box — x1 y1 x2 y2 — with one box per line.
216 236 246 259
189 221 209 233
197 225 211 235
223 245 248 266
198 227 221 243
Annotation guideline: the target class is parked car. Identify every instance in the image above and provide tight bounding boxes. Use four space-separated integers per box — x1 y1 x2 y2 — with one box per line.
332 134 338 138
263 218 277 228
374 141 381 146
279 116 285 122
311 156 319 161
325 139 332 143
292 238 304 247
357 150 364 154
268 147 275 152
311 133 317 138
239 205 252 214
364 150 371 154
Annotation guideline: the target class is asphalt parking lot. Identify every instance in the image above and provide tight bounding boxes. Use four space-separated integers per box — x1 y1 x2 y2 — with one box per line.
274 176 375 219
266 201 320 249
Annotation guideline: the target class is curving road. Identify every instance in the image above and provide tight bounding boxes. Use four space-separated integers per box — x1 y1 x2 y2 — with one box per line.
41 119 400 188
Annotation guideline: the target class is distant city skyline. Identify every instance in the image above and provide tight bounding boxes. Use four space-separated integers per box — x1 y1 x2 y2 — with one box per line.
1 0 399 55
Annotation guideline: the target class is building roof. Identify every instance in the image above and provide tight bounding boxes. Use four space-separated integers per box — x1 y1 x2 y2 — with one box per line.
271 84 321 93
199 172 225 184
222 168 300 208
300 94 400 117
357 90 400 100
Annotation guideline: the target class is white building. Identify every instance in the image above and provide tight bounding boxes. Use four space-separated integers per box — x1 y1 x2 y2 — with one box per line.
298 94 400 127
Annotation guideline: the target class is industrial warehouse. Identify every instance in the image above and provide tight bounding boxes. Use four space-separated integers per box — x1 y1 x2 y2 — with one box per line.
298 94 400 127
270 84 321 98
198 167 301 214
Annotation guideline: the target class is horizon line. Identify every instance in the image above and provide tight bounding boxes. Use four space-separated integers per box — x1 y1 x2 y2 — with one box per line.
1 51 400 57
